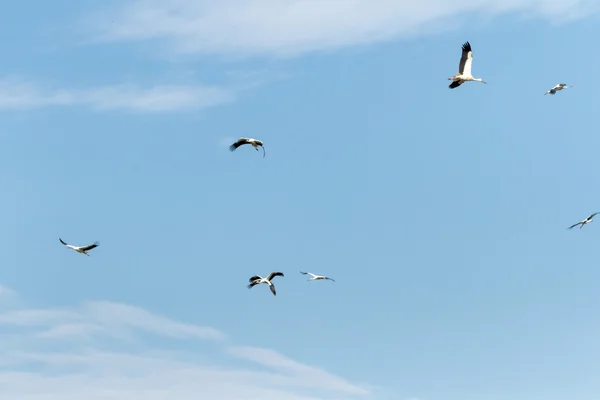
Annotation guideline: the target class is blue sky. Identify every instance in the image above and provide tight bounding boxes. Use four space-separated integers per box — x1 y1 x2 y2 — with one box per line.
1 1 600 399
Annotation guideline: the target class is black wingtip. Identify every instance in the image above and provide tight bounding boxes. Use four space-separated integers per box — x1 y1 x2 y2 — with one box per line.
449 81 461 89
462 41 471 52
229 144 236 152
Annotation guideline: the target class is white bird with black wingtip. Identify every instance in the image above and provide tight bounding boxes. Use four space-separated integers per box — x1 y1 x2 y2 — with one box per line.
568 212 599 230
229 138 265 157
545 83 573 95
248 272 284 296
448 41 487 89
59 238 100 256
300 271 335 282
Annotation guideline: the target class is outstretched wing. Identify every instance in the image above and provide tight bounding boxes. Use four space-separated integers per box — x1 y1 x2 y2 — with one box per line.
300 271 315 277
248 281 259 289
249 275 261 283
449 80 463 89
59 238 68 245
230 138 249 152
261 145 266 158
589 212 599 219
458 41 473 76
267 272 284 281
326 277 336 282
269 284 277 296
568 222 582 229
80 241 99 251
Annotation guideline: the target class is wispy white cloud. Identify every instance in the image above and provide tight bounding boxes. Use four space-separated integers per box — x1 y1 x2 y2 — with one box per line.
0 78 235 112
0 284 370 400
80 301 224 340
0 309 79 326
87 0 600 58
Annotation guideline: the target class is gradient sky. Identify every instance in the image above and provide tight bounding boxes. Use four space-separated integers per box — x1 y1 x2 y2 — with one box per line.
1 1 600 399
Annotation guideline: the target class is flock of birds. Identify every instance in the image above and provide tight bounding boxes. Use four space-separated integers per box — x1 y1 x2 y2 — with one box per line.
58 40 588 297
59 234 336 296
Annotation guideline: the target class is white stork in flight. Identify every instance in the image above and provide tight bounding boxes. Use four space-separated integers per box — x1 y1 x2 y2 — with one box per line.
248 272 284 296
568 212 599 230
448 41 487 89
229 138 265 158
59 238 99 256
300 271 335 282
545 83 573 95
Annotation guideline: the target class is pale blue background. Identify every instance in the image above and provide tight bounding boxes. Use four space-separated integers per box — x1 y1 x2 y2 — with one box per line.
0 2 599 400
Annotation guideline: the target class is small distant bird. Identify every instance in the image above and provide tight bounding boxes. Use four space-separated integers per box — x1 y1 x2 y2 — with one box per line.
59 238 99 256
448 41 487 89
229 138 265 157
568 212 599 229
300 271 335 282
545 83 573 95
248 272 284 296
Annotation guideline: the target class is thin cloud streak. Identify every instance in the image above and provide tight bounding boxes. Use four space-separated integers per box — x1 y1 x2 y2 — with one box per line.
229 346 371 396
88 0 600 58
0 300 224 341
0 78 235 112
0 285 15 297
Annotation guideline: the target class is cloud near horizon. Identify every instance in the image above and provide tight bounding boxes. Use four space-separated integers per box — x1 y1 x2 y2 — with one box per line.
0 78 235 113
0 284 370 400
88 0 600 58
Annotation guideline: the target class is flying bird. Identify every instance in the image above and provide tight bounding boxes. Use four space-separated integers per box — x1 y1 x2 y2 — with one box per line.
248 272 284 296
59 238 99 256
229 138 265 157
545 83 573 95
568 212 599 229
300 271 335 282
448 41 487 89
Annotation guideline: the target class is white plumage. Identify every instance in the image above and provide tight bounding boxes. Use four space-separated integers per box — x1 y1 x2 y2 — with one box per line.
229 137 265 157
300 271 335 282
248 272 284 296
59 238 99 256
448 41 487 89
568 212 598 230
545 83 573 95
